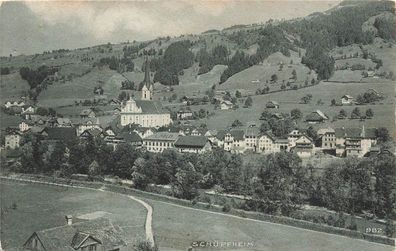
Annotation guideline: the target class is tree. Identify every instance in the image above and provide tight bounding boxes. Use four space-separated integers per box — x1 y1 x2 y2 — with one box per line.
222 155 243 193
351 107 361 119
171 162 202 200
375 127 390 143
366 108 374 118
231 119 243 127
235 90 242 98
271 74 278 83
244 97 253 107
292 69 297 80
290 108 302 120
339 109 347 118
331 99 336 106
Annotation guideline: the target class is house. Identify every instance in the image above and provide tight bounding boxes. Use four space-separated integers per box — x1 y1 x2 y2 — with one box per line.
174 135 212 153
266 101 280 109
41 127 77 143
23 216 127 251
113 107 121 115
287 129 302 148
5 129 22 149
224 129 245 153
244 126 260 152
177 108 193 120
220 100 233 110
4 100 25 108
21 105 36 114
274 138 289 152
291 135 314 158
80 108 96 118
117 131 143 147
55 118 73 127
335 126 377 157
19 121 31 132
318 127 336 150
143 132 180 153
257 132 276 154
80 128 103 139
305 110 328 124
75 118 101 136
271 113 284 120
341 95 353 105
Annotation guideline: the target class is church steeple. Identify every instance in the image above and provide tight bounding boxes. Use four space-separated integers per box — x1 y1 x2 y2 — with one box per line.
141 56 153 100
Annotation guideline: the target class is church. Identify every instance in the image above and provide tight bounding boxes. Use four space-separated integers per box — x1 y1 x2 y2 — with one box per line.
120 59 172 128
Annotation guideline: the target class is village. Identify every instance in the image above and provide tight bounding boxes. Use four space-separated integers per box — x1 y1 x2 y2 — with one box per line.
2 63 388 162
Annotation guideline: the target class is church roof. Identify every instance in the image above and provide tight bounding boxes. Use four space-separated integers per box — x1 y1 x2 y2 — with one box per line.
123 100 169 114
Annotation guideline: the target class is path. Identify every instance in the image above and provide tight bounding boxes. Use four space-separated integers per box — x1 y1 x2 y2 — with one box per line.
1 177 155 248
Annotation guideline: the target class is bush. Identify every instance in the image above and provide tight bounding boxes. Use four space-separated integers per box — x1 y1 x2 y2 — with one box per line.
222 203 232 212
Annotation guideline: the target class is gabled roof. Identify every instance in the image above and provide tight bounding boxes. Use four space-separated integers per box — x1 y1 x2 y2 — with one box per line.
306 112 326 122
266 100 279 106
26 218 126 251
175 135 209 148
335 127 376 139
81 128 102 138
144 132 180 141
245 127 260 136
229 129 245 141
42 127 77 141
118 132 142 143
123 99 169 114
341 95 353 99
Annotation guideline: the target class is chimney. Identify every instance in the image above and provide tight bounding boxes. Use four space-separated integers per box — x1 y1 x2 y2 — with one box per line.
65 215 73 226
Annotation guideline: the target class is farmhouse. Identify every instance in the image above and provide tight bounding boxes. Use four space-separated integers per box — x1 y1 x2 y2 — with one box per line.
21 105 36 115
54 118 73 127
266 100 280 109
80 128 102 139
341 95 353 105
23 217 127 251
224 129 245 153
220 100 233 110
4 100 25 108
257 132 276 153
318 127 336 150
177 108 193 120
75 118 101 136
174 135 212 153
41 127 77 143
305 110 328 124
143 132 180 153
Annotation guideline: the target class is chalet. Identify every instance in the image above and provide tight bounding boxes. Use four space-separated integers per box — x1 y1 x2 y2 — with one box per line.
220 100 233 110
288 129 302 148
80 108 96 118
143 132 180 153
305 110 328 124
174 135 212 153
117 131 142 146
177 108 193 120
266 101 280 109
341 95 353 105
5 129 22 149
23 217 127 251
291 135 314 158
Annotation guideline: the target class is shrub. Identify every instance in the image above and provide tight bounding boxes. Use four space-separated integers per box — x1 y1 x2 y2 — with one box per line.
222 203 232 212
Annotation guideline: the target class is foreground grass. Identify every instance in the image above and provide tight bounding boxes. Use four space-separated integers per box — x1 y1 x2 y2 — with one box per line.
0 181 146 249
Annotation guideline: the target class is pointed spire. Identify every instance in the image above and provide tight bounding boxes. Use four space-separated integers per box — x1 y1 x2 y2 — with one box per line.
143 56 150 86
361 125 365 138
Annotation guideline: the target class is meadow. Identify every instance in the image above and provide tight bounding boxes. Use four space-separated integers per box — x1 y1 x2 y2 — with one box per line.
190 80 395 134
0 181 146 250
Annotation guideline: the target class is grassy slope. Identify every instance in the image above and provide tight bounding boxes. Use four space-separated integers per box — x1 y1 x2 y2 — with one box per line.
217 51 316 93
0 72 30 100
190 81 395 132
0 181 146 250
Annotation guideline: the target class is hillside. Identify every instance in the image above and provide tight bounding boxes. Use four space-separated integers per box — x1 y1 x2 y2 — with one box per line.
0 0 394 124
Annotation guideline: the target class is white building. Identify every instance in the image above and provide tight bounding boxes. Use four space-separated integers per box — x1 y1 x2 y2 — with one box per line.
143 132 180 153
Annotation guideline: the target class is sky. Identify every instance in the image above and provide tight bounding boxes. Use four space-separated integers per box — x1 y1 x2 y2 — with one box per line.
0 0 340 56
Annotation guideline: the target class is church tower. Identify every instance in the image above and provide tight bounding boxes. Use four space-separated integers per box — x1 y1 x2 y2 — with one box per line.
141 57 153 100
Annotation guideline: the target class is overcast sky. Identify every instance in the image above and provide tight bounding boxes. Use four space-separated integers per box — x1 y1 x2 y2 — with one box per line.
0 0 340 56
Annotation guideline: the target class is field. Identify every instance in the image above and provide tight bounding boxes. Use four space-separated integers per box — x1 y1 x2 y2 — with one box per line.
0 181 146 250
189 80 395 134
1 181 393 251
148 198 392 251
